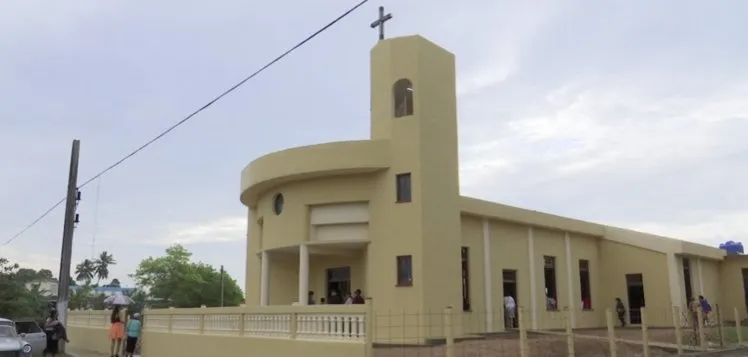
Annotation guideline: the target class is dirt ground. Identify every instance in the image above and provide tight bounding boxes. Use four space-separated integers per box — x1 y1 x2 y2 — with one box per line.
372 328 710 357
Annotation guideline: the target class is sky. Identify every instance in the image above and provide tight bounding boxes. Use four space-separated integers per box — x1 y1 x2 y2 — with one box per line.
1 0 746 292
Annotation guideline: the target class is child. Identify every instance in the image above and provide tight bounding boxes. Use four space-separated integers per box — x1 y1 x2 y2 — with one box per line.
124 313 142 357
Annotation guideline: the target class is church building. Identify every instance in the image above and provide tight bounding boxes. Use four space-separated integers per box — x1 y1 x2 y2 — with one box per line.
240 32 748 339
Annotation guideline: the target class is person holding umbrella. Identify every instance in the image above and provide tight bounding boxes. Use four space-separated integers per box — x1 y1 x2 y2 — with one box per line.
104 292 133 357
109 305 125 357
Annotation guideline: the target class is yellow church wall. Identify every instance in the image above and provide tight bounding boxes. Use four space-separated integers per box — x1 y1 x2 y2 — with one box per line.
459 215 488 335
243 174 376 305
489 220 531 327
267 254 299 305
720 255 748 321
254 175 376 251
697 258 722 307
568 233 604 328
599 240 673 326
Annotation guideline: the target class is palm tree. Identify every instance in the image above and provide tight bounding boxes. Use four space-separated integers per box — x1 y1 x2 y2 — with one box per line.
94 251 116 283
74 259 95 285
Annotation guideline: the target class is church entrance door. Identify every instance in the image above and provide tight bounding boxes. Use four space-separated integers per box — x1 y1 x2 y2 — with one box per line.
326 266 351 301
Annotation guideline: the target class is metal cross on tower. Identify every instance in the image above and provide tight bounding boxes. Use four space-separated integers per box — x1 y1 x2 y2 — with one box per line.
370 6 393 41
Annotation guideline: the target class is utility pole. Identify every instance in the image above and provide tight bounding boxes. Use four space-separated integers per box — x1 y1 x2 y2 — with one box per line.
56 139 80 354
220 265 225 307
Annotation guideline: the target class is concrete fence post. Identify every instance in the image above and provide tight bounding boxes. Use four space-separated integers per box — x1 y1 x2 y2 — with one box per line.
518 307 528 357
697 308 707 350
238 313 246 336
290 312 298 340
734 307 743 345
672 306 683 355
717 304 726 347
365 298 374 357
641 307 650 357
444 306 455 357
198 314 206 335
565 308 575 357
605 309 616 357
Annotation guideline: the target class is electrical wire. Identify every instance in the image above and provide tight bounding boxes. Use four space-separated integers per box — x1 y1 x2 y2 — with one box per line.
2 0 370 247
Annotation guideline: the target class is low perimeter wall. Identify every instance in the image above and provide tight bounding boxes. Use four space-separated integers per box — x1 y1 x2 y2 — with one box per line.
66 304 371 357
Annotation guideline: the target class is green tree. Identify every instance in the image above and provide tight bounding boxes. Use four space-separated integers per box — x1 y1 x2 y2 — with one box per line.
131 245 244 308
75 259 96 284
94 251 116 283
68 285 94 310
105 278 121 288
36 269 54 280
0 258 48 319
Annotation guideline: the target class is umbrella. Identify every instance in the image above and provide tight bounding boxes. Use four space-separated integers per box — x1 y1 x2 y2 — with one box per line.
103 292 134 306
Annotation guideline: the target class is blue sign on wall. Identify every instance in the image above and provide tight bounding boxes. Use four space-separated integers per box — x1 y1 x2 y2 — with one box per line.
719 241 744 255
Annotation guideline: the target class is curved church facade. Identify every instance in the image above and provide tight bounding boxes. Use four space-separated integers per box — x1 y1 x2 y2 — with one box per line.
240 34 748 338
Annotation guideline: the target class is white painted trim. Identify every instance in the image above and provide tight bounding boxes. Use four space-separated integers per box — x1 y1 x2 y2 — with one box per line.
528 227 538 330
260 251 270 306
482 219 493 332
564 232 576 328
697 258 704 295
666 253 683 306
298 244 310 305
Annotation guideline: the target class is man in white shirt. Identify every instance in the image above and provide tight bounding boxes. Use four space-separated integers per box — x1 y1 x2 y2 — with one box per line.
504 295 516 328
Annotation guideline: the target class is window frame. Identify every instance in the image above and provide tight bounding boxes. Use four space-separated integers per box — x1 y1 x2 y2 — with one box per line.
579 259 592 310
395 173 412 203
543 255 558 311
396 255 413 287
461 247 471 311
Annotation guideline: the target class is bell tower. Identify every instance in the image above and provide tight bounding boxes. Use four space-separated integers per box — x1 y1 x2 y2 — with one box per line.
368 33 463 334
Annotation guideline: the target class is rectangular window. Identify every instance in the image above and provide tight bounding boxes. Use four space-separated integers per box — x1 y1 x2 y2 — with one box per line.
579 260 592 310
742 268 748 311
461 247 471 311
543 256 558 310
395 173 412 203
683 258 693 302
396 255 413 286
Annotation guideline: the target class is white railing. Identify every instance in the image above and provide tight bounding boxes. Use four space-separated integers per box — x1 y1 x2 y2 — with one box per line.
66 305 369 343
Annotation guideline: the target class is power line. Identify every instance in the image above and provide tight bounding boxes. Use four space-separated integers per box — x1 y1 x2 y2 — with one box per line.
2 0 370 247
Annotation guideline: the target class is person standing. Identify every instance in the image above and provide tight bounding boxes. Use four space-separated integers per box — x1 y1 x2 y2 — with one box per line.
43 309 69 357
124 313 142 357
698 295 712 326
109 306 126 357
615 298 627 327
504 294 516 329
351 289 365 304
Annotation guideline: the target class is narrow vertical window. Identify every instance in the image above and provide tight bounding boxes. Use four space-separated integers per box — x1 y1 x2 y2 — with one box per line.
395 173 412 203
579 259 592 310
683 258 693 302
393 78 414 117
461 247 471 311
543 256 558 310
396 255 413 286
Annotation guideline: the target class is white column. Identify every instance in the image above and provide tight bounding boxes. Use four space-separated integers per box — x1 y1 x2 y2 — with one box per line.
298 244 310 305
528 227 538 330
666 253 684 308
564 232 576 328
260 251 270 306
482 218 494 332
697 258 704 295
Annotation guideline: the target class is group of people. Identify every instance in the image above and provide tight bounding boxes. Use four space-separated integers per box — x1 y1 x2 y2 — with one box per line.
107 305 143 357
308 289 365 305
614 295 713 328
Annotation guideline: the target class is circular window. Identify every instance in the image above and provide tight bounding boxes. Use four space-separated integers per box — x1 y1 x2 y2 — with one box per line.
273 193 284 215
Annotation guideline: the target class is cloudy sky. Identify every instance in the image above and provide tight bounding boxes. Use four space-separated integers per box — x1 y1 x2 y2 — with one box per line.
1 0 745 290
